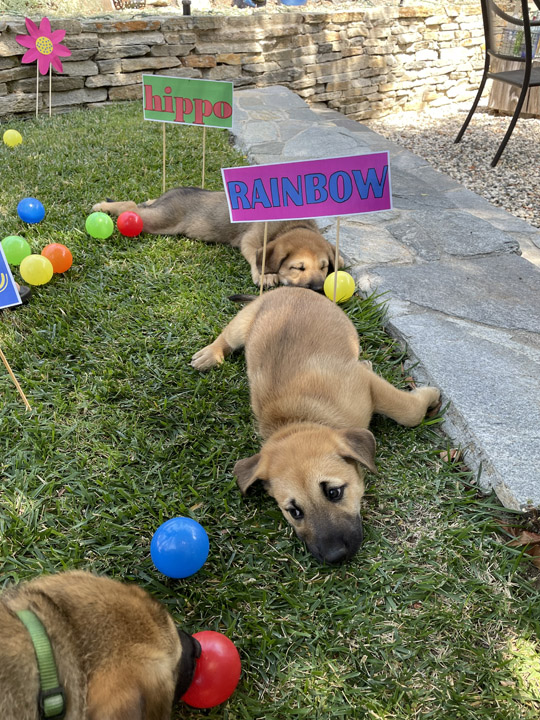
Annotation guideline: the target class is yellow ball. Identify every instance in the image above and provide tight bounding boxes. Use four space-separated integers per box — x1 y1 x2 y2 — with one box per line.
20 254 54 286
3 129 23 147
324 271 356 303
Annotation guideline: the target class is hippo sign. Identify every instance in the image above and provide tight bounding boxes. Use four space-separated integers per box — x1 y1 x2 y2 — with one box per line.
142 75 234 129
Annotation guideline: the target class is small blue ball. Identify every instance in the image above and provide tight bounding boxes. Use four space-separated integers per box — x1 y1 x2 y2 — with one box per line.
150 517 209 579
17 197 45 224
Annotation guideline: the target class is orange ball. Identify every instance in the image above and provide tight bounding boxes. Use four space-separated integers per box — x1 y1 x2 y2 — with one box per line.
41 243 73 273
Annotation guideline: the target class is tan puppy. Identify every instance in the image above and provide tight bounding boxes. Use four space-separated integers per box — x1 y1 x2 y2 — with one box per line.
191 288 440 564
93 187 342 289
0 571 201 720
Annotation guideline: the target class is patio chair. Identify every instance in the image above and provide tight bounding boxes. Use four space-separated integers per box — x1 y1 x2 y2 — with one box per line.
454 0 540 166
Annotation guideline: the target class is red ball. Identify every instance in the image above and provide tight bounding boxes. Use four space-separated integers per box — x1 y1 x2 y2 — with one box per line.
181 631 241 709
41 243 73 273
116 211 143 237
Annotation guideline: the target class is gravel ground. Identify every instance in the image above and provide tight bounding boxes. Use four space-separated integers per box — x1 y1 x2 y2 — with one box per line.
365 107 540 230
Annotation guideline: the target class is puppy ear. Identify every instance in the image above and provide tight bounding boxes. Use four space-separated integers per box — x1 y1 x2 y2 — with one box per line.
328 243 345 272
338 429 377 475
256 240 288 273
234 454 265 494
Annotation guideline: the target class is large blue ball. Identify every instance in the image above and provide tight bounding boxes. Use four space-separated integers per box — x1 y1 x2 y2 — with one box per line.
17 197 45 224
150 517 209 579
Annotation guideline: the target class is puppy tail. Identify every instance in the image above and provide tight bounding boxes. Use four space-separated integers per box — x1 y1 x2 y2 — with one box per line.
228 294 257 303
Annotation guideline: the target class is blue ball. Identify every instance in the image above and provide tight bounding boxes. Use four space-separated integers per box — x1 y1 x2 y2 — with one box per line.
17 197 45 224
150 517 209 579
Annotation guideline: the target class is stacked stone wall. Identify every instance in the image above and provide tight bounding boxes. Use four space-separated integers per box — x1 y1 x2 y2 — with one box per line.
0 7 484 120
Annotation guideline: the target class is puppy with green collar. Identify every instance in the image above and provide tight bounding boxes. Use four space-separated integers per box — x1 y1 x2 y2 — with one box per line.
0 571 200 720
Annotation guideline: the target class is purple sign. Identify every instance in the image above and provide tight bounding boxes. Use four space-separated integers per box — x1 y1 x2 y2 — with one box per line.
221 153 391 223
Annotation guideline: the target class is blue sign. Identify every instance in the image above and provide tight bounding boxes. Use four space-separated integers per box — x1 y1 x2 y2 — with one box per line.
0 244 21 310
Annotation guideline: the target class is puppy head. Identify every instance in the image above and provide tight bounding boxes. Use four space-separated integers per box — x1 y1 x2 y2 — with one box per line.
86 622 201 720
256 229 344 291
49 572 204 720
234 425 376 564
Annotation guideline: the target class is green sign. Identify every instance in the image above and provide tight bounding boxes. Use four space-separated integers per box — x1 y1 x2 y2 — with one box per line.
142 75 234 129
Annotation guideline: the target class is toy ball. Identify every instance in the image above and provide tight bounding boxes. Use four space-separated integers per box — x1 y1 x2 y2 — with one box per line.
3 129 22 147
85 212 114 240
182 631 241 709
323 271 356 303
41 243 73 273
150 517 209 579
1 235 31 265
17 197 45 224
19 254 54 286
117 211 143 237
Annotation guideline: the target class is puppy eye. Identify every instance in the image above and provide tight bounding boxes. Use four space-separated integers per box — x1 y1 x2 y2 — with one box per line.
287 504 304 520
290 265 305 272
323 485 345 502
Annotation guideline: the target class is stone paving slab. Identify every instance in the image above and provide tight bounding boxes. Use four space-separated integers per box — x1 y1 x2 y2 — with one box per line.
387 312 540 510
231 86 540 510
360 254 540 335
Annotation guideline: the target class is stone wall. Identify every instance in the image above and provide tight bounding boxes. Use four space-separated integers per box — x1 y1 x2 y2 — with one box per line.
0 7 484 120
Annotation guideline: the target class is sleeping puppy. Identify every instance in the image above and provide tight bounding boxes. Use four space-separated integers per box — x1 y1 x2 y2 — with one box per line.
0 570 201 720
92 187 342 289
191 288 441 565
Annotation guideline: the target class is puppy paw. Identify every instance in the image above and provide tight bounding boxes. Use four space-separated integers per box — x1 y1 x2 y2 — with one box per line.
264 273 280 288
191 345 223 371
261 273 280 288
414 387 441 417
251 267 279 288
92 202 106 213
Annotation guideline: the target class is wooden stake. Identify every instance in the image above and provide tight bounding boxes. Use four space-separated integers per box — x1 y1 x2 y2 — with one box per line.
259 222 268 296
201 126 206 189
0 346 31 411
162 123 166 194
35 65 39 119
332 218 341 303
49 65 52 117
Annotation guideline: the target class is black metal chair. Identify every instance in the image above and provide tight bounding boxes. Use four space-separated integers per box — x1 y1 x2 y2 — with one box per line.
455 0 540 166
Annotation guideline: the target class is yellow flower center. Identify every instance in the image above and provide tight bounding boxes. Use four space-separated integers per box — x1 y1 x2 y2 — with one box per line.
35 37 53 56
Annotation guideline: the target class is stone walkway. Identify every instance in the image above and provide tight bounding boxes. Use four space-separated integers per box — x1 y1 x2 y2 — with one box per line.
230 85 540 511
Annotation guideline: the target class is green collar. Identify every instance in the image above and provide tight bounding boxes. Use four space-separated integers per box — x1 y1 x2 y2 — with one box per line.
16 609 66 719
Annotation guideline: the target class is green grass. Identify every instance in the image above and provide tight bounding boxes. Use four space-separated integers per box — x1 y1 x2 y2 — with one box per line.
1 102 539 719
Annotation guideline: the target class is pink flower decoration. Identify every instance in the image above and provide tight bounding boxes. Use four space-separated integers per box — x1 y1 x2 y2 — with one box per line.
16 17 71 75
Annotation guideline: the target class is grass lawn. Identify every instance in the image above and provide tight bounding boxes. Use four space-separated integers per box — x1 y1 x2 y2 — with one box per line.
1 102 539 719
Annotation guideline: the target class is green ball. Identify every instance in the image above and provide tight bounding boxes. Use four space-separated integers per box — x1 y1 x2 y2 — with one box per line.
85 212 114 239
1 235 32 265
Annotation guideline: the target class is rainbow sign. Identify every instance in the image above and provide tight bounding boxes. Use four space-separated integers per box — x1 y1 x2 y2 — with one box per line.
221 153 392 223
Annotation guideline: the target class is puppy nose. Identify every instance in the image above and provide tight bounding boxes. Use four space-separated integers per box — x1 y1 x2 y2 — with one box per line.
322 543 349 565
